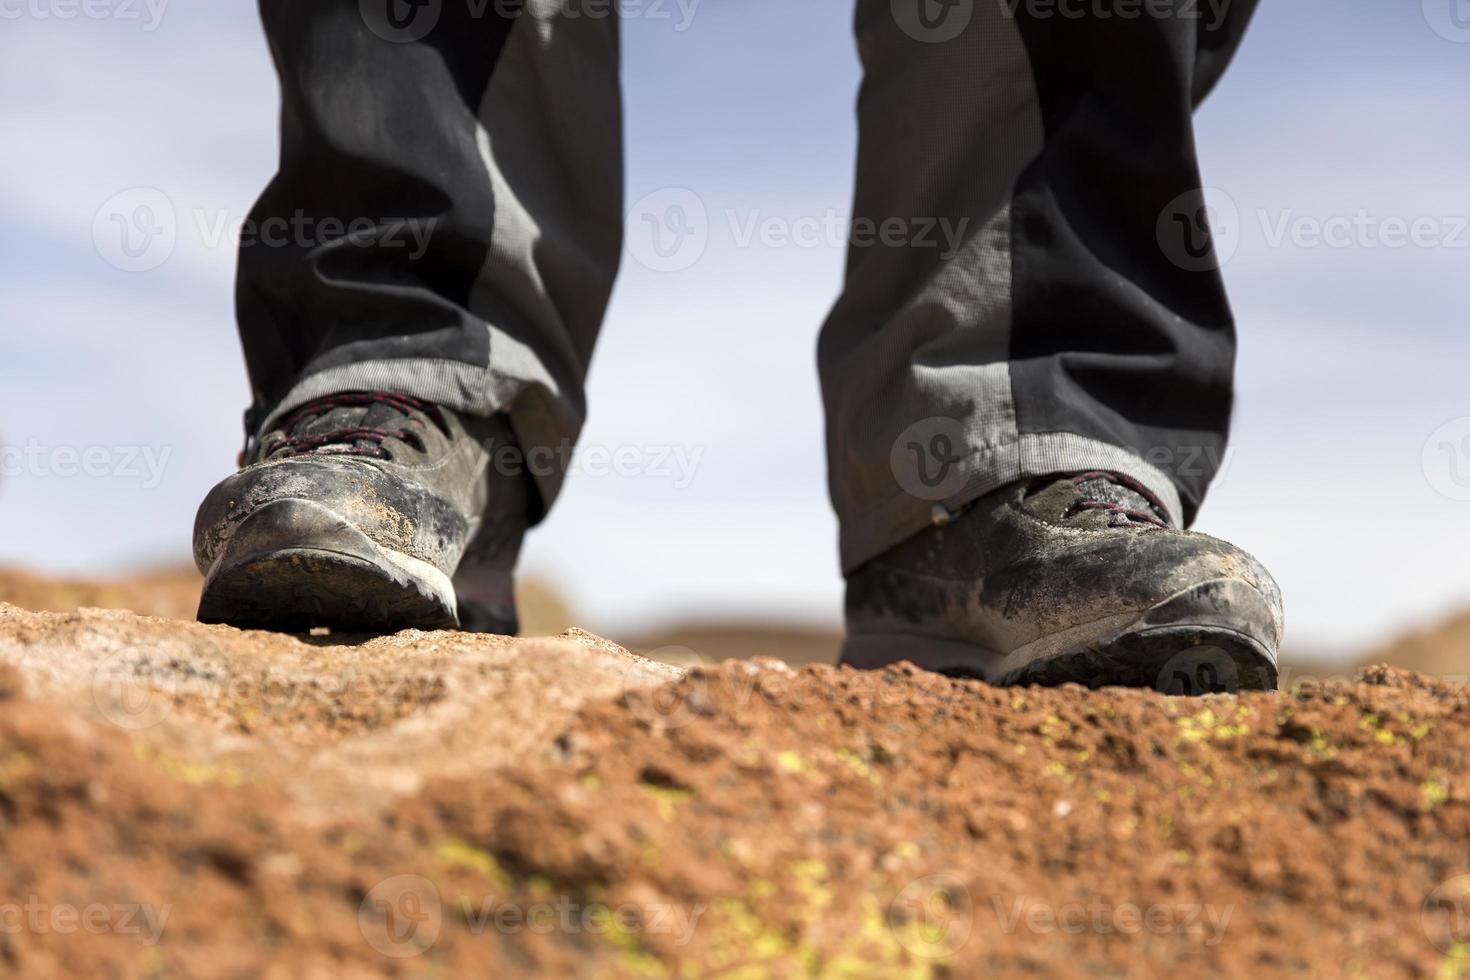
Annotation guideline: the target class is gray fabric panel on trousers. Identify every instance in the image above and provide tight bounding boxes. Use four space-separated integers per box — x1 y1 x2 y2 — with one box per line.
244 0 624 520
822 0 1240 572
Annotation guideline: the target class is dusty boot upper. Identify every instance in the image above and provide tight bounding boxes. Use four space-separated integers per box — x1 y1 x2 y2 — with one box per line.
842 472 1283 691
193 392 528 633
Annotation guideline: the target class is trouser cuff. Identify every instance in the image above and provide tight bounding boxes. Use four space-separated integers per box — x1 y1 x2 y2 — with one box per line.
253 357 578 524
837 431 1186 574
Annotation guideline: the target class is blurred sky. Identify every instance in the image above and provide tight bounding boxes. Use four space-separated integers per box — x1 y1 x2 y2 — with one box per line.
1 0 1468 655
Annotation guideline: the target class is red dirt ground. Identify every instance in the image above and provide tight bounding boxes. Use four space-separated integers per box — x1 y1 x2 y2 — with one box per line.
0 572 1467 977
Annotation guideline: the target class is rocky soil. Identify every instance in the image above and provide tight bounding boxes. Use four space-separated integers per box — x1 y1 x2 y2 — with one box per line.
0 574 1466 977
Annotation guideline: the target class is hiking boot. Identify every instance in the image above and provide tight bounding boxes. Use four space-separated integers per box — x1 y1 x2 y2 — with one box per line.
840 472 1283 693
193 391 529 634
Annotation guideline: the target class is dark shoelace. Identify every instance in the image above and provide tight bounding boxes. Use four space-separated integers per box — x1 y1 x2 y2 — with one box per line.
1026 470 1171 528
272 391 448 461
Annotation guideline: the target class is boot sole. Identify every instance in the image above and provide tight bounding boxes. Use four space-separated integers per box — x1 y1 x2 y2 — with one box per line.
841 578 1279 694
197 499 458 633
996 624 1276 693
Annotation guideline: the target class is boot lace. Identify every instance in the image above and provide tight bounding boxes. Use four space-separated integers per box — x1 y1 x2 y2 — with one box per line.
269 391 447 461
1026 471 1171 528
